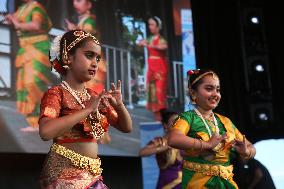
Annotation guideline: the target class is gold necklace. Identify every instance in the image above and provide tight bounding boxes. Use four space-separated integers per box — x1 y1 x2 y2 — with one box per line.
194 108 224 152
61 81 90 106
194 108 219 137
61 81 105 139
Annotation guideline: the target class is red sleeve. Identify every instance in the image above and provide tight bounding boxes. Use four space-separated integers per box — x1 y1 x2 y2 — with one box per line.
39 86 62 121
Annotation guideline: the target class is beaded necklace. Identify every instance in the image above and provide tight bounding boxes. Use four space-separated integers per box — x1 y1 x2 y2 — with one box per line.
194 108 219 137
61 81 105 139
61 80 90 107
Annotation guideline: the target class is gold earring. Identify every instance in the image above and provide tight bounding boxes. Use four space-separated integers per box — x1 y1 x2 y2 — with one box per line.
191 97 196 105
62 39 69 64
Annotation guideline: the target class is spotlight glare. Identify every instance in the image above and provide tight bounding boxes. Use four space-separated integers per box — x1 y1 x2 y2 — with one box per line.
255 64 264 72
258 112 268 121
250 16 259 24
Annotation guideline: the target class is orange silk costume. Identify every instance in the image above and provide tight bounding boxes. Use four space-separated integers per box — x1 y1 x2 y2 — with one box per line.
39 85 117 188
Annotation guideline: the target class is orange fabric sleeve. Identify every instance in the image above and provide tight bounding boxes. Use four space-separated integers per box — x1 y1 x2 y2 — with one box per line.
171 117 190 135
39 87 62 120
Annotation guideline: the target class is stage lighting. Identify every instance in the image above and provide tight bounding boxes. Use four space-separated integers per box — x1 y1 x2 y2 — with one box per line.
255 108 270 123
250 102 274 125
258 112 268 121
250 16 259 24
249 57 267 75
251 60 265 73
244 8 262 26
255 64 264 72
246 56 271 95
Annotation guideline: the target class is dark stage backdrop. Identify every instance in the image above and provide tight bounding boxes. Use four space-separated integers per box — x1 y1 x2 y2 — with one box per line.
0 153 142 189
191 0 284 142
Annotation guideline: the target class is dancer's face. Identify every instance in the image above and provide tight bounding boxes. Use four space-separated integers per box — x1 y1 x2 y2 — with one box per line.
191 75 221 111
73 0 92 15
148 18 159 35
68 39 101 82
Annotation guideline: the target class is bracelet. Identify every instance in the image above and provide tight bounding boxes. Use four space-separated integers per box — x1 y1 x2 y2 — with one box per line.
156 146 160 152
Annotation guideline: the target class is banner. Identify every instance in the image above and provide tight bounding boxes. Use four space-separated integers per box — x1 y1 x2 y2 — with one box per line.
181 8 196 110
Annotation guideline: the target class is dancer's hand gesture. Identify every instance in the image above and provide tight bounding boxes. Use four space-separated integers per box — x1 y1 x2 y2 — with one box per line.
108 80 123 108
86 91 105 112
233 135 250 156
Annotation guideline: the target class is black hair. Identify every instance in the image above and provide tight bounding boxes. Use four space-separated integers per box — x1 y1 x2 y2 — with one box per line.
59 30 94 64
160 109 178 125
148 16 161 29
188 69 219 90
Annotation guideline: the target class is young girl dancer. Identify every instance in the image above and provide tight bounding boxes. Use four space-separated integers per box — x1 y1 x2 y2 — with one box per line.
168 69 256 189
39 30 132 188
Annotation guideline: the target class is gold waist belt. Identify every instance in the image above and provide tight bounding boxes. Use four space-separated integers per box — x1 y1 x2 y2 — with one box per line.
51 143 102 176
19 34 49 46
183 161 233 180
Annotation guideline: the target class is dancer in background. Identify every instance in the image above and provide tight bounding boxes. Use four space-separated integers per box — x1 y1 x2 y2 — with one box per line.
139 109 182 189
4 0 52 131
39 30 132 188
138 16 168 121
168 69 256 189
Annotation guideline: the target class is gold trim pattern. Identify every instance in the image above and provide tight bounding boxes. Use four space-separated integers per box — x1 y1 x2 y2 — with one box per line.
191 71 219 86
51 143 102 176
19 34 49 46
183 161 233 180
67 30 100 52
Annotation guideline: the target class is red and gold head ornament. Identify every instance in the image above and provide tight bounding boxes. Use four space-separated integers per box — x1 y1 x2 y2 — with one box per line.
187 69 219 88
49 30 100 75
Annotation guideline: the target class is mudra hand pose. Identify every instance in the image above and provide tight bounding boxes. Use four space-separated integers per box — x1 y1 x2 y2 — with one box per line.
168 69 256 189
38 30 132 188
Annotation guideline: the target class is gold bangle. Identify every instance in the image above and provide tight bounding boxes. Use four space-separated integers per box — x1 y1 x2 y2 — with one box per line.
156 146 160 152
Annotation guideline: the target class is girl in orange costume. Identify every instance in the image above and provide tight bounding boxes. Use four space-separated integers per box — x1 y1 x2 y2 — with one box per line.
39 30 132 188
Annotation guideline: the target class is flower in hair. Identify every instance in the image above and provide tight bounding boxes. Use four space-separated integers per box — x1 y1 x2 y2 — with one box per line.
187 69 200 76
50 35 63 62
187 70 194 76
